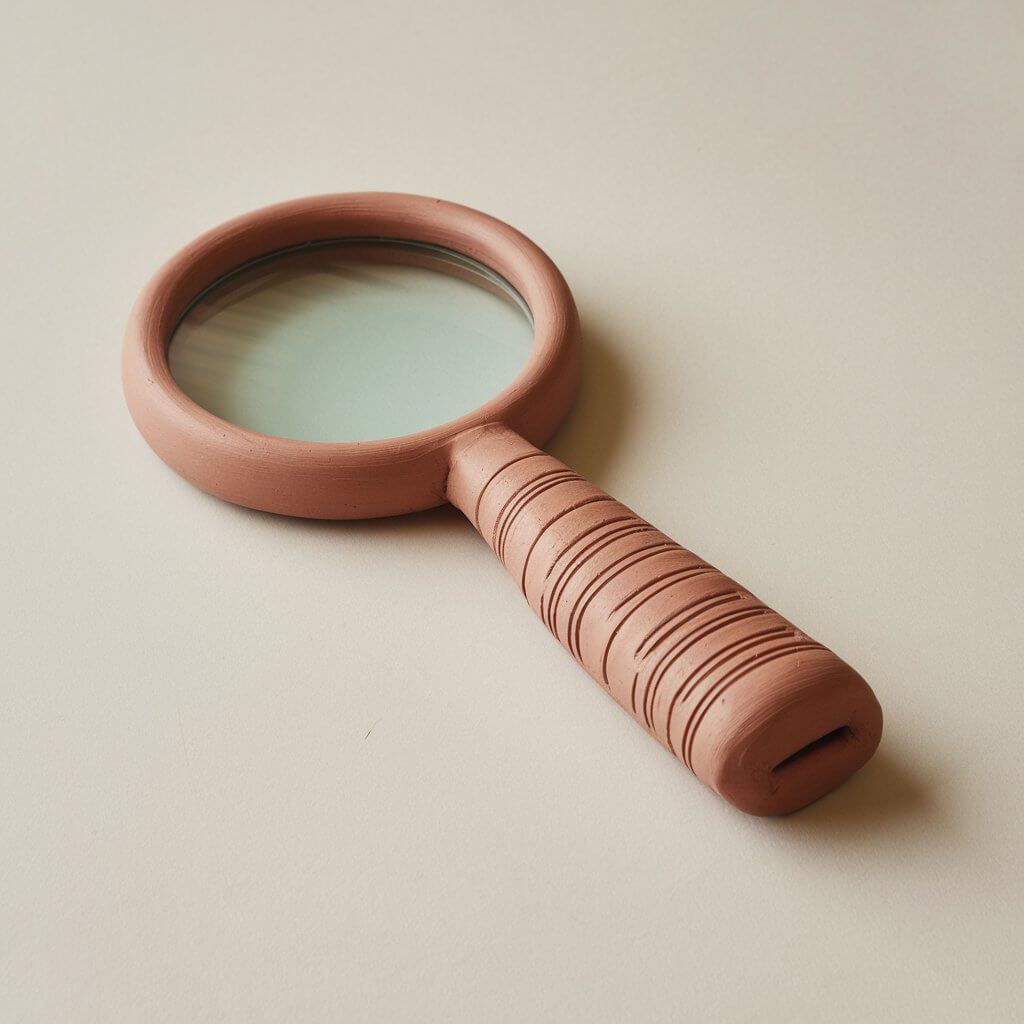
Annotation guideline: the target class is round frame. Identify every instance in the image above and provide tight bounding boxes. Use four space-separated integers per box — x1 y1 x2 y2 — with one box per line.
122 193 582 519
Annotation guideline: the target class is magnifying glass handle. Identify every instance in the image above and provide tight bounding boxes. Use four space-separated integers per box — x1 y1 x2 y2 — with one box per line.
446 424 882 815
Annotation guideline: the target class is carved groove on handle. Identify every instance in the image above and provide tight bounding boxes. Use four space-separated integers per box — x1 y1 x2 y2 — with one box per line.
472 451 548 530
542 517 647 629
446 424 883 815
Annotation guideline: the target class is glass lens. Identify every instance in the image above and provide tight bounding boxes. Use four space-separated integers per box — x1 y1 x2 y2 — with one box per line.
168 240 533 442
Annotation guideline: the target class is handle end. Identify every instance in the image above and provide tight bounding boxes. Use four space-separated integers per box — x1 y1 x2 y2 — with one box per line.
692 652 883 815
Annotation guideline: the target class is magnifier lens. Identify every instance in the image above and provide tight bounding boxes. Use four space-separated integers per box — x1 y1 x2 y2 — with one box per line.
169 240 534 443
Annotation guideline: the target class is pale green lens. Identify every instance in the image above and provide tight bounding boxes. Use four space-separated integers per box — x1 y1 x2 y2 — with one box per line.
168 240 533 442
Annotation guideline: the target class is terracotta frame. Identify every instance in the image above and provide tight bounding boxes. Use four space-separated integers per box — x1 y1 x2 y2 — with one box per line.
122 192 582 519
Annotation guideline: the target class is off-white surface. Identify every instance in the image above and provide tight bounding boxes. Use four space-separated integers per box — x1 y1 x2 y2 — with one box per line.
2 2 1022 1021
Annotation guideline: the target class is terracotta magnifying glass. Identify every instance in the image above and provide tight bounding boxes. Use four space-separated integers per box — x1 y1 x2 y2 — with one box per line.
123 192 882 815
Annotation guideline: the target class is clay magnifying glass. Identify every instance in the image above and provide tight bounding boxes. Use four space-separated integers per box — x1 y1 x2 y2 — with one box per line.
123 192 882 815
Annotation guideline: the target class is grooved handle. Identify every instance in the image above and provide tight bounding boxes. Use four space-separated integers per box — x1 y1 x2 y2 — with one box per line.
446 425 882 815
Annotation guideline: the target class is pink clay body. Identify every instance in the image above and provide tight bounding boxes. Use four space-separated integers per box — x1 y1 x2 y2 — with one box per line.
447 425 881 815
123 192 883 815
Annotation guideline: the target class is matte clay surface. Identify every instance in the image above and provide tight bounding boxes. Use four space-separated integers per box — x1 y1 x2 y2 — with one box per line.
447 425 882 814
123 194 581 519
124 193 882 815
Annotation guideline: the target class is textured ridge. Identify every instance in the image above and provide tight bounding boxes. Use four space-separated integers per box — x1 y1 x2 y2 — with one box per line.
445 425 882 814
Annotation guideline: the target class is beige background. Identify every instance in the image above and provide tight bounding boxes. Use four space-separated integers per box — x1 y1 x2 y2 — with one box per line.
2 2 1022 1021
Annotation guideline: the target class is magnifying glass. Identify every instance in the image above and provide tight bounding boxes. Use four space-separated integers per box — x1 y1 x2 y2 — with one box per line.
123 193 882 816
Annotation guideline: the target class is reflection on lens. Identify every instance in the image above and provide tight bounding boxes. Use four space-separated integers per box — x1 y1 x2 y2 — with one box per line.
169 240 534 442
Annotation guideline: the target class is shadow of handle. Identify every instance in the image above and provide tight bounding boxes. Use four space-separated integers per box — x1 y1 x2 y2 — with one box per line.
447 423 883 815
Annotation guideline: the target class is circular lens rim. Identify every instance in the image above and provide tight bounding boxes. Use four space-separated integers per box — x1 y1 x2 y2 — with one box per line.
122 193 581 519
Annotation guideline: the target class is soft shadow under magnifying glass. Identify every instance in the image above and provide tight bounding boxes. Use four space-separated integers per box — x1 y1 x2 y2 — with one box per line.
124 193 882 817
